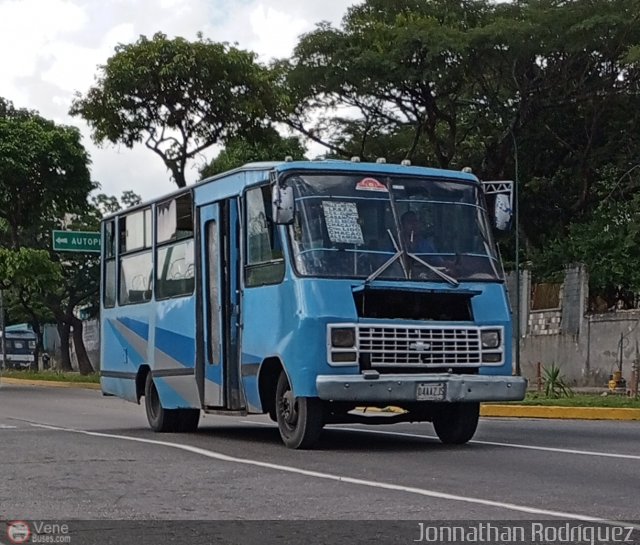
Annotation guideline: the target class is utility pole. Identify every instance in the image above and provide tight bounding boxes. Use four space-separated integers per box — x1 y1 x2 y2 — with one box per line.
0 289 6 382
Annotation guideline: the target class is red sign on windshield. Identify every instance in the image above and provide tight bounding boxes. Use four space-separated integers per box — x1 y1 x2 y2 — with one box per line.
355 177 388 192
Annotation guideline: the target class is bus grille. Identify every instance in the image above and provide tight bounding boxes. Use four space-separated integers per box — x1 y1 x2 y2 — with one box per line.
358 326 481 367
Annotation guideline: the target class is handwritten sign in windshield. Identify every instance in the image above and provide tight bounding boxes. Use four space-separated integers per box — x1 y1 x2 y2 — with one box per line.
322 201 364 245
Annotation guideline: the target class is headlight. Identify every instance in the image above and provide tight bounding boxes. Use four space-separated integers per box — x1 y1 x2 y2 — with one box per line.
481 329 501 349
331 327 356 348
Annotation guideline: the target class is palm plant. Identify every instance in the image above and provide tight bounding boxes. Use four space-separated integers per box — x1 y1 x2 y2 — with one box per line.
543 364 574 399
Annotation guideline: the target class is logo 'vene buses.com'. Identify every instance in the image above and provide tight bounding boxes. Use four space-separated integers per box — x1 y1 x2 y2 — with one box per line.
6 520 31 544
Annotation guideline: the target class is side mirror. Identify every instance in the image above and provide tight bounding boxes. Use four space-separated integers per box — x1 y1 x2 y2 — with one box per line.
272 181 294 224
494 194 512 231
482 180 513 231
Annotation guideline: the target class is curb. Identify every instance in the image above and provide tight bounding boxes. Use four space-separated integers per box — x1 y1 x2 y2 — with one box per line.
481 404 640 421
0 377 101 390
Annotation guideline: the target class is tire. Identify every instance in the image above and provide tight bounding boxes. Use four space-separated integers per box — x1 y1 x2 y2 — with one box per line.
144 374 180 432
176 409 200 433
275 371 324 449
432 402 479 445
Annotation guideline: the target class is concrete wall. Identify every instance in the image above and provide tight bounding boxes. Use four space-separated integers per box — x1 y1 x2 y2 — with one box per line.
41 319 99 372
70 319 100 372
509 265 640 387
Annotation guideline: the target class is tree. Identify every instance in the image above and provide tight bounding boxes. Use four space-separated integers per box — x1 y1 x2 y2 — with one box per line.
0 99 94 248
0 98 99 371
280 0 494 166
200 127 307 178
0 248 60 362
71 32 281 188
281 0 640 295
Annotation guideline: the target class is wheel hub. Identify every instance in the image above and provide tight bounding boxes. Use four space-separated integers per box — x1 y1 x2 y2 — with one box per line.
282 390 297 426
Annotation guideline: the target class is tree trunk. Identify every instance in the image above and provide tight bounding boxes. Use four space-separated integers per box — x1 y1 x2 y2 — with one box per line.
70 315 94 375
56 319 72 372
30 319 42 370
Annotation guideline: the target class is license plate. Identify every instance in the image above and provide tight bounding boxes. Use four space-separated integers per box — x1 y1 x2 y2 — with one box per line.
416 382 446 401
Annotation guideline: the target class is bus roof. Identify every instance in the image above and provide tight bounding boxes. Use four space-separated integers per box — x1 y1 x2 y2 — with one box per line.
102 159 479 220
0 329 36 339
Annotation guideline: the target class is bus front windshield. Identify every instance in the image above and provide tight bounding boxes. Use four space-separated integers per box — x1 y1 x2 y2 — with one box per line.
286 172 502 282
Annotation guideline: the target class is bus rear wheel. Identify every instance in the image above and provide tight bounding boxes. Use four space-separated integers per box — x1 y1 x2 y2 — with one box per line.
432 402 479 445
144 374 199 433
275 371 324 449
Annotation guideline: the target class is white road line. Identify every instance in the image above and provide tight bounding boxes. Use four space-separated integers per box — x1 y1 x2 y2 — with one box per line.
337 426 640 461
0 424 17 429
241 420 640 461
29 422 638 528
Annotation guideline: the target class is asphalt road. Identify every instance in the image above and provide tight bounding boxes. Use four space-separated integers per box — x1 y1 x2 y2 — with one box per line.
0 383 639 542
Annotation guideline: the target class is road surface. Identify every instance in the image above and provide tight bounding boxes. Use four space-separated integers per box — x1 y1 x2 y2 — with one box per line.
0 384 639 542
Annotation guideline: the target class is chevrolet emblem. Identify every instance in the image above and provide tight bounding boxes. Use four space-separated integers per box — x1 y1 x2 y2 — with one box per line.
409 341 431 352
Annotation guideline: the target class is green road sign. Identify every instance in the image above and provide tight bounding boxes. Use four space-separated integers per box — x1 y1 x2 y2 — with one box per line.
52 230 101 253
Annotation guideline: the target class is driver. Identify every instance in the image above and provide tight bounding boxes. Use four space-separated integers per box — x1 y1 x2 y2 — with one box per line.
400 211 436 255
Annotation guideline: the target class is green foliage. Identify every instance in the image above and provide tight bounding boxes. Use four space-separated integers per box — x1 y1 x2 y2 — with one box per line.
91 190 142 216
542 364 574 399
0 97 102 371
0 248 61 325
71 32 281 188
0 247 61 292
0 99 94 248
281 0 640 296
200 127 307 178
121 190 142 209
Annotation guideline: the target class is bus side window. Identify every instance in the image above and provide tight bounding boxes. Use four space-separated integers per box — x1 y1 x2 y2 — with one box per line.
245 185 284 287
156 240 195 299
156 193 194 299
118 207 153 305
103 220 116 308
119 252 153 304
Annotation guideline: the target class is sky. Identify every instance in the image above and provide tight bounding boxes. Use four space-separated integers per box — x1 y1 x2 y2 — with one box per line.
0 0 360 201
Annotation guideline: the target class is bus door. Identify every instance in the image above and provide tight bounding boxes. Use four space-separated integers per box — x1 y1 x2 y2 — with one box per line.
197 199 243 410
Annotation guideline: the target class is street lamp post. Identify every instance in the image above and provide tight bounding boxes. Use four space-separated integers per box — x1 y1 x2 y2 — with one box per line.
511 130 521 376
0 289 6 376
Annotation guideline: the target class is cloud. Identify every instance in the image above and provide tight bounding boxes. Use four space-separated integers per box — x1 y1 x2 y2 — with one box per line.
0 0 360 199
248 5 309 61
0 0 87 101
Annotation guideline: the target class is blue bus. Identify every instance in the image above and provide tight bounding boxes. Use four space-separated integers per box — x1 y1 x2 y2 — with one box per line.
100 159 526 448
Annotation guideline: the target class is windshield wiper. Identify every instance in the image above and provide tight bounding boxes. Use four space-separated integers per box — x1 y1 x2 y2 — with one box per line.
406 251 459 286
385 177 412 278
364 177 458 286
364 230 459 286
365 230 406 283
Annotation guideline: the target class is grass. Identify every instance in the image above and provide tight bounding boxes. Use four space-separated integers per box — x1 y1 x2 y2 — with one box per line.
514 392 640 409
0 369 100 384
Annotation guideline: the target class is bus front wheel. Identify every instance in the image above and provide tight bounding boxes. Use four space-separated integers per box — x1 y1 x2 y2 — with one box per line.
275 371 324 449
432 402 479 445
144 374 199 433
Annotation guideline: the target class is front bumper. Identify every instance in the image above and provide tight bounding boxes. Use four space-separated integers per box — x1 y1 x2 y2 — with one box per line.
316 373 527 403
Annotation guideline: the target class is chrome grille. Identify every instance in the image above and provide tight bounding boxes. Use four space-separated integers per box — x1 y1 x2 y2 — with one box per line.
358 326 481 366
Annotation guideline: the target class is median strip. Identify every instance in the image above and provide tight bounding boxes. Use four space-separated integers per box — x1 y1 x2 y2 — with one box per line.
0 377 100 390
